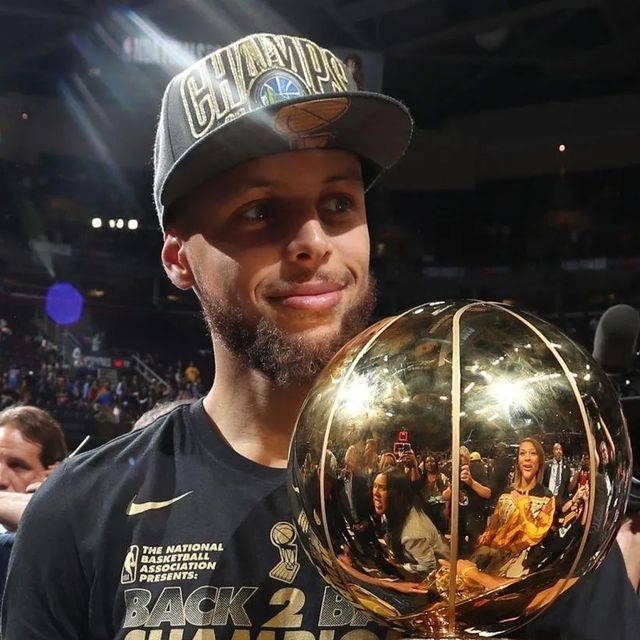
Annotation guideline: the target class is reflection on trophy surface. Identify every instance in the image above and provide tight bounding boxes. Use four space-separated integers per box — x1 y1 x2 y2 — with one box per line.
288 300 633 639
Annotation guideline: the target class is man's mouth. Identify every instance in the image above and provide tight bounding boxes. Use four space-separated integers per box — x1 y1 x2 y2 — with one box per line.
269 282 345 311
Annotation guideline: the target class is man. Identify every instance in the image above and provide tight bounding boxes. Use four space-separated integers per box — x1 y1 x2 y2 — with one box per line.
489 441 512 506
2 33 412 639
0 405 67 593
325 439 338 474
543 442 572 501
362 438 378 477
0 404 67 529
337 446 372 531
442 446 491 553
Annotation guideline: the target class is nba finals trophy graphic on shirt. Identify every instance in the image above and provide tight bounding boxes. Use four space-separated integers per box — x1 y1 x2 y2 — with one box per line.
288 300 632 639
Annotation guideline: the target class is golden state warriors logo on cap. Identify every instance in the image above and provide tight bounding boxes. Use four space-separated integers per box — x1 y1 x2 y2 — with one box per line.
253 70 307 107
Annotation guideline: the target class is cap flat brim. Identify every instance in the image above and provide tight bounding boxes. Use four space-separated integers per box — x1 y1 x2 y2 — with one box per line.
159 92 413 216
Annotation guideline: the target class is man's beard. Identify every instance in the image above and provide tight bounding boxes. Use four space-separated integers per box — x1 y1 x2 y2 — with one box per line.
200 276 376 386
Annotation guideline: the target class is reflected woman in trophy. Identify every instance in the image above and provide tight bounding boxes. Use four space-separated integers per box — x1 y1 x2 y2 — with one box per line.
417 453 450 534
372 468 450 579
378 451 397 473
440 437 556 596
472 437 555 577
336 467 449 599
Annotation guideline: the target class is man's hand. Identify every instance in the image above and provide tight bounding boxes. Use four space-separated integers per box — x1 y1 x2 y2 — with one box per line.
575 483 589 503
401 450 418 470
460 464 473 486
0 492 34 530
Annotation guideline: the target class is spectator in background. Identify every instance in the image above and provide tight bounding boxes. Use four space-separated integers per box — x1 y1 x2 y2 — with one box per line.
417 452 450 534
0 319 11 356
6 366 20 392
0 405 67 592
362 438 378 477
0 319 10 339
173 361 184 385
325 439 338 474
372 468 448 579
184 360 200 384
543 442 572 501
378 451 396 473
115 377 127 401
95 382 113 408
0 405 67 511
419 453 450 502
338 445 371 534
344 52 365 90
443 446 492 553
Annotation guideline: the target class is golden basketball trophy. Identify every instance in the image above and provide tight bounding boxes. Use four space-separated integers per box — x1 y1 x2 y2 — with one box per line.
288 301 632 638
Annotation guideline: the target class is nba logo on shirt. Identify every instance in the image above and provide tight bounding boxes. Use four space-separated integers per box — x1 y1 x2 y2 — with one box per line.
120 545 140 584
269 522 300 584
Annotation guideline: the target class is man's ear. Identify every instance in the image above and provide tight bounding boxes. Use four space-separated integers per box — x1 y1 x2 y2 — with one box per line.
161 233 195 290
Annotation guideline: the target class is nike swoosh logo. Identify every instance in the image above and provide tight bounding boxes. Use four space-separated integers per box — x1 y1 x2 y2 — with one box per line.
126 491 193 516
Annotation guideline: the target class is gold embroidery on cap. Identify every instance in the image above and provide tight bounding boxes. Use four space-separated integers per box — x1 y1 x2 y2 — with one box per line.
325 50 349 93
260 35 287 70
180 34 352 140
183 62 215 135
305 43 329 93
238 37 267 78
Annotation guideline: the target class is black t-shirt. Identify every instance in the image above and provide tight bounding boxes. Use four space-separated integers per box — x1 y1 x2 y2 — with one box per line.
1 400 384 640
463 460 490 517
521 541 640 640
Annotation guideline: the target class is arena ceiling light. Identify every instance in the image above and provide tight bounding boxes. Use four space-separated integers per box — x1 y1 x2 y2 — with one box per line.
91 217 102 228
116 218 125 229
127 219 139 230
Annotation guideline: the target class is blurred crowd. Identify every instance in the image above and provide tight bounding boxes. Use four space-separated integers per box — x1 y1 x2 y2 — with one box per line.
0 315 204 432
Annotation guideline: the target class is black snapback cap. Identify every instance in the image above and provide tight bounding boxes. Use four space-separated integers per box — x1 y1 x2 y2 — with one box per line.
153 33 413 230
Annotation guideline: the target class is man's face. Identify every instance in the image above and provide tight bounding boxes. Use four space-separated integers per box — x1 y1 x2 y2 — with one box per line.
599 441 610 466
164 150 373 385
364 441 377 464
0 425 47 492
553 443 563 461
372 473 389 515
344 447 359 474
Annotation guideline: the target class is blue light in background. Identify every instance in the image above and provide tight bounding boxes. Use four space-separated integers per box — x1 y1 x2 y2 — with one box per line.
45 283 84 325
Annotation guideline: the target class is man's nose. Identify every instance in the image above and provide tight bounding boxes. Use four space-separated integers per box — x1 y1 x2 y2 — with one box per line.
284 217 332 269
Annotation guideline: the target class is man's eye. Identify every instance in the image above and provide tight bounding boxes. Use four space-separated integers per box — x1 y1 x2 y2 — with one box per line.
237 202 269 222
322 195 354 214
